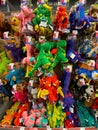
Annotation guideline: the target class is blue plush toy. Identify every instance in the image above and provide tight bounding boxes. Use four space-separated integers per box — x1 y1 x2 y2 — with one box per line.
66 37 84 63
5 63 25 86
61 65 74 108
76 68 98 80
69 3 98 33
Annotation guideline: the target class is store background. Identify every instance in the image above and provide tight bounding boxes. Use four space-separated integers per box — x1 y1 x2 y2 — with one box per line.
0 0 97 13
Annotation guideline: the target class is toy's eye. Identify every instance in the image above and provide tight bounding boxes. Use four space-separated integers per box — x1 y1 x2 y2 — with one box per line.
13 19 16 22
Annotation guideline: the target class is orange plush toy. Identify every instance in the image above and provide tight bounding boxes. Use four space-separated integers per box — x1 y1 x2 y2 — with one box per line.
54 6 68 31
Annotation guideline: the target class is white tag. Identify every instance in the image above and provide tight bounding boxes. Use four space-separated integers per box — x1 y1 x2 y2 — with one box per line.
77 78 85 87
63 128 68 130
53 31 59 40
27 24 33 32
79 0 86 5
39 20 47 27
96 31 98 38
38 0 44 4
72 30 78 35
3 31 9 39
80 128 85 130
61 0 67 5
26 36 32 44
69 52 75 59
20 127 25 130
28 80 34 86
8 63 14 70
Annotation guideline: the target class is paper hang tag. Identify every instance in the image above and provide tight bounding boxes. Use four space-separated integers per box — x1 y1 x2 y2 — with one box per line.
53 31 59 40
8 63 14 70
69 52 75 59
3 31 9 39
26 36 32 44
38 0 44 4
96 31 98 38
87 60 95 68
27 23 34 32
77 78 85 87
39 19 47 27
64 65 73 72
79 0 86 5
28 80 34 86
72 30 78 35
60 0 67 5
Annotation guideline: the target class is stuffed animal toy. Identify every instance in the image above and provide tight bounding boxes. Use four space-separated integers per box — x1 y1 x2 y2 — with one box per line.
0 17 11 38
12 83 28 103
54 6 68 32
1 101 20 125
16 4 34 33
5 35 24 62
83 85 96 107
14 103 29 126
61 64 75 107
69 3 98 34
50 40 68 70
22 109 36 127
27 78 38 101
0 78 12 100
5 62 25 86
22 36 37 76
66 37 84 63
38 74 64 103
29 41 56 76
75 100 98 127
11 16 20 35
0 51 11 75
46 102 66 128
32 3 53 39
76 68 98 80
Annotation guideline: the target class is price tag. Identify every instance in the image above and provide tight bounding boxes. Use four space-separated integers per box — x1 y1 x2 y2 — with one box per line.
61 0 67 5
39 20 47 27
96 31 98 38
26 36 32 44
69 52 75 59
79 0 86 5
3 31 9 39
38 0 44 4
27 23 33 32
53 31 59 40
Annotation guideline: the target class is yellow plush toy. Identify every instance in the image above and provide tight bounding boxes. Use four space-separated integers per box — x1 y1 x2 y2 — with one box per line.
11 17 20 34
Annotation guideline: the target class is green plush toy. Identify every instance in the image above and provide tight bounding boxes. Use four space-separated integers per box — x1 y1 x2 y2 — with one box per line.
29 41 56 76
0 51 11 75
51 40 68 69
32 3 53 39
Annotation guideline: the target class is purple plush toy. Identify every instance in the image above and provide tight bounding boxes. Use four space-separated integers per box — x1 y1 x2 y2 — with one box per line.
66 37 84 63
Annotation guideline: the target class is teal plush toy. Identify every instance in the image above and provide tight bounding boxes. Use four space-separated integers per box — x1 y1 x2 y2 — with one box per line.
0 51 11 75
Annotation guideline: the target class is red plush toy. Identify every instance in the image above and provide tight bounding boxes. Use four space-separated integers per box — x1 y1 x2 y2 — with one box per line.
14 103 29 126
54 6 68 31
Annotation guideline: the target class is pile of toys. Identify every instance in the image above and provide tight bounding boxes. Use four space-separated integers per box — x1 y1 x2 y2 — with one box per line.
0 0 98 128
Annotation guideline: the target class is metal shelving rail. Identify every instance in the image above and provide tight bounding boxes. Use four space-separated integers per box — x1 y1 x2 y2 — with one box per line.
0 125 97 130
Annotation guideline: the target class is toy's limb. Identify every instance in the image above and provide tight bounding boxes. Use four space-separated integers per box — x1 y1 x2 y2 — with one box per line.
88 16 98 22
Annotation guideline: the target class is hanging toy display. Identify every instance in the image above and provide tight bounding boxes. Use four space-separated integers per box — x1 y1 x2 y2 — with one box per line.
0 0 98 129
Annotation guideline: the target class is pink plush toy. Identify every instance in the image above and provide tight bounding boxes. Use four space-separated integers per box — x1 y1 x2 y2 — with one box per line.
22 110 36 127
16 5 34 32
22 41 36 65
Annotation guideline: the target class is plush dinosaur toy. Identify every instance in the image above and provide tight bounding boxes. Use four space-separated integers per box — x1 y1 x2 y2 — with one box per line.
0 51 11 75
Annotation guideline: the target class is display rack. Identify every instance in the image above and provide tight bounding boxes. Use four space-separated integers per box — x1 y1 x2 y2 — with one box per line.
0 125 97 130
